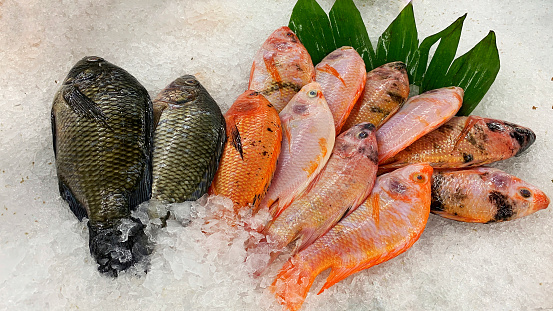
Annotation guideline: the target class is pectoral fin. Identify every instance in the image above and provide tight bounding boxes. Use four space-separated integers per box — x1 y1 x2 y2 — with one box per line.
230 122 244 160
62 85 110 128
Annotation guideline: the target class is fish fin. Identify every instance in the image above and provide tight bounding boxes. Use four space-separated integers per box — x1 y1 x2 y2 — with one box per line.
371 193 381 226
188 120 227 200
271 257 318 311
62 85 111 129
152 101 169 131
229 121 244 160
248 61 256 87
51 107 57 158
263 51 283 85
452 115 483 151
58 178 88 221
316 64 346 87
318 264 369 295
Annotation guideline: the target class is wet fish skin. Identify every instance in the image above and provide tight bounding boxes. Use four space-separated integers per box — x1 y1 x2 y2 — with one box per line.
258 82 335 218
151 75 226 204
376 86 464 164
209 90 282 215
263 122 379 256
431 167 549 223
341 61 410 133
249 26 315 112
51 56 153 276
380 116 536 171
315 46 366 133
271 164 433 311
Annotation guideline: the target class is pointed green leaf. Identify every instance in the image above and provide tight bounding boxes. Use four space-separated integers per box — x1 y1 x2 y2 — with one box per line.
375 2 418 80
289 0 336 65
329 0 376 69
444 31 500 116
421 14 466 92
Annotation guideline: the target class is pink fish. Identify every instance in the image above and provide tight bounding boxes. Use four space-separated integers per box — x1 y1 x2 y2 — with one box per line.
376 86 464 163
249 26 315 112
258 82 335 217
315 46 366 133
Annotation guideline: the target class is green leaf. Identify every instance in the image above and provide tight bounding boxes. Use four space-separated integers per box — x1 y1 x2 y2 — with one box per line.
419 14 466 91
375 2 418 80
329 0 376 69
288 0 336 65
444 31 500 116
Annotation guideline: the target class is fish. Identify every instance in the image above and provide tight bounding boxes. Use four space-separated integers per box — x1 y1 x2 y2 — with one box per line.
208 90 282 215
376 86 464 164
262 122 378 257
51 56 153 276
248 26 315 112
258 82 335 218
379 116 536 171
271 163 433 311
315 46 366 133
150 75 226 205
431 167 549 223
341 61 410 133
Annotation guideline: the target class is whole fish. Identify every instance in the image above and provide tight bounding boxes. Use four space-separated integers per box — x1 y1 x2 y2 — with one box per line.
258 82 335 218
262 123 378 256
151 75 226 204
248 26 315 112
431 167 549 223
341 61 410 133
315 46 366 133
51 56 153 276
209 91 282 215
271 164 433 311
380 116 536 171
376 86 464 163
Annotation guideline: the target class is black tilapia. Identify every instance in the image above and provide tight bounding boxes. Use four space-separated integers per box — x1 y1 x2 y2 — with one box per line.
51 56 153 276
151 75 226 203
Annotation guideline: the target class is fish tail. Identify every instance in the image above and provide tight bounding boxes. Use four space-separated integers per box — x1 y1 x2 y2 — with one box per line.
271 257 318 311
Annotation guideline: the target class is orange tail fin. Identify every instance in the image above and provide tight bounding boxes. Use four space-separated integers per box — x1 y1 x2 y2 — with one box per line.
271 258 318 311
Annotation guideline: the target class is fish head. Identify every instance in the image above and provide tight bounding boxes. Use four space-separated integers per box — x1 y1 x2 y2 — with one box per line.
154 75 201 107
376 61 409 85
334 122 378 161
319 46 356 62
482 119 536 155
280 82 326 122
485 169 550 215
380 163 433 202
63 56 111 87
264 26 302 53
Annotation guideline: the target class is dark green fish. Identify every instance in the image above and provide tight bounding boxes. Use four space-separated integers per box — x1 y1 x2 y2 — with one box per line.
51 56 153 276
151 75 226 204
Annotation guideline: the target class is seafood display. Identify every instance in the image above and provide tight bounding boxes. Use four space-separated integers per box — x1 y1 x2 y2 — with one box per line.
315 46 366 133
151 75 226 204
51 56 153 276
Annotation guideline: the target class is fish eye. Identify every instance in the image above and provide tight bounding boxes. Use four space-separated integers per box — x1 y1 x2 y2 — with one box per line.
411 173 427 183
519 188 532 198
184 78 197 86
357 131 368 139
308 90 318 98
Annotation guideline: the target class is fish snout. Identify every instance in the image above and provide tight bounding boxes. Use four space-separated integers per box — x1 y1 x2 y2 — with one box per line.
388 61 407 72
505 123 536 155
532 189 550 211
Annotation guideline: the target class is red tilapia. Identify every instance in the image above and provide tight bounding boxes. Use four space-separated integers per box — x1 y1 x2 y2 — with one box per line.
209 91 282 215
380 116 536 171
249 26 315 112
262 123 379 256
341 61 410 133
258 82 335 218
271 164 433 311
376 86 464 163
431 167 549 223
315 46 366 133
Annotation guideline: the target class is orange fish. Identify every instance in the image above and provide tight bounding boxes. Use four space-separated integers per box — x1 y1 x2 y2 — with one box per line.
431 167 549 223
341 61 410 133
271 164 433 311
315 46 366 133
262 123 378 257
209 91 282 215
249 26 315 112
376 86 464 164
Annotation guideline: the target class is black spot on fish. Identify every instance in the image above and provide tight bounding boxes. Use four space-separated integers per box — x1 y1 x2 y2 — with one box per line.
267 127 273 132
286 32 298 43
387 91 404 104
462 153 474 163
370 106 386 114
489 191 514 222
262 82 301 96
504 122 536 155
261 151 268 156
390 61 407 72
362 123 375 131
249 91 259 96
430 174 445 211
486 122 504 132
389 178 407 194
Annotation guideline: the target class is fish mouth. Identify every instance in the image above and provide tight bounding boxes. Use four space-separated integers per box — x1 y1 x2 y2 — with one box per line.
533 190 550 211
504 122 536 155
